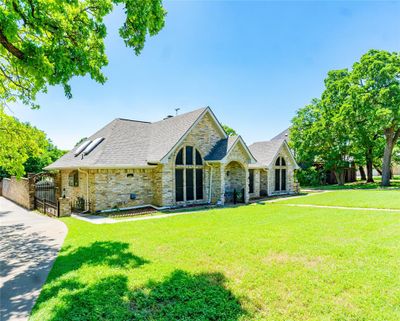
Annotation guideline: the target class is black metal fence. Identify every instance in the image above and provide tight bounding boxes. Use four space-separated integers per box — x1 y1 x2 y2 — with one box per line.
34 179 58 216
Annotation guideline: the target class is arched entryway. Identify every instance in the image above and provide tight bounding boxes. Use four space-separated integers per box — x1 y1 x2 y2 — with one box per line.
224 161 246 203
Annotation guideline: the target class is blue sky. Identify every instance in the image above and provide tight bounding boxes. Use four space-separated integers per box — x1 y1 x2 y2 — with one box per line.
8 0 400 150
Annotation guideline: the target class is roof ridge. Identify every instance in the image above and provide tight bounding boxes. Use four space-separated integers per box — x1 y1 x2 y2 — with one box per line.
116 118 151 124
151 107 208 125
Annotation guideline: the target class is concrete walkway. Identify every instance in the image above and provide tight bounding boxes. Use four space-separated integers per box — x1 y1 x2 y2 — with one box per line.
71 209 211 224
0 197 67 321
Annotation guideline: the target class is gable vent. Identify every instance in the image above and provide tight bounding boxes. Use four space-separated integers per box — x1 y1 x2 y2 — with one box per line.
74 140 92 157
83 137 105 156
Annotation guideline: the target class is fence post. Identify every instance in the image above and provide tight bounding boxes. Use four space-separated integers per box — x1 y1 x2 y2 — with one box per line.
43 198 46 214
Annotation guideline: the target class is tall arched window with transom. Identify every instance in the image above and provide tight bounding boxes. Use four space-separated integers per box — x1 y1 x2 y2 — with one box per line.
274 156 287 191
175 146 204 202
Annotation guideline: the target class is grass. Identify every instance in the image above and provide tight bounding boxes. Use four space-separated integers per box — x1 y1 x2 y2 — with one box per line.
302 175 400 190
279 189 400 209
31 190 400 321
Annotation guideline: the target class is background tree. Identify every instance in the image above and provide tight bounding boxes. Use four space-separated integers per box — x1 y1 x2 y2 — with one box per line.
0 107 64 177
0 0 166 109
222 125 237 136
350 50 400 186
291 70 354 185
23 140 66 174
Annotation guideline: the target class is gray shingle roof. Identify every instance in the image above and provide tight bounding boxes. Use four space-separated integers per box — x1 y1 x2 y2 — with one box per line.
271 127 290 142
46 107 208 169
205 136 238 161
248 140 284 168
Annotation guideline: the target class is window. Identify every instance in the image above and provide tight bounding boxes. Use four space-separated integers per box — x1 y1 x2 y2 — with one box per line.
186 146 193 165
196 169 203 200
68 170 79 187
274 157 287 191
175 146 204 202
249 169 254 194
176 149 184 165
186 169 194 201
175 169 184 202
196 149 203 165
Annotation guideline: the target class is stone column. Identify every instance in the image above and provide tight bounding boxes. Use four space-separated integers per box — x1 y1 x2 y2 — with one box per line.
244 166 250 203
58 197 71 217
219 165 225 205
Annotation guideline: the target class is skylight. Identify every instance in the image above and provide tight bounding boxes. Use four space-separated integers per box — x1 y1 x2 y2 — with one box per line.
83 137 104 155
74 140 91 157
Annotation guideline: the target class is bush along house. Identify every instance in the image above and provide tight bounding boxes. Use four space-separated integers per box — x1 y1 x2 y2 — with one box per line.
45 107 299 212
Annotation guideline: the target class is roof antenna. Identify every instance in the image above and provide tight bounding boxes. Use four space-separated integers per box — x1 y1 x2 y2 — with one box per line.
175 108 180 116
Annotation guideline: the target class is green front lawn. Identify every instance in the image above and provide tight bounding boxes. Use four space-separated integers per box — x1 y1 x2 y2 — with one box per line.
31 191 400 321
302 175 400 190
279 190 400 209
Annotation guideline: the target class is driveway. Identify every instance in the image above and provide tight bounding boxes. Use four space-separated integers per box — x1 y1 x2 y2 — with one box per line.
0 197 67 321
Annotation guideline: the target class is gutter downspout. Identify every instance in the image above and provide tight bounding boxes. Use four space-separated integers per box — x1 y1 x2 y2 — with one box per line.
78 168 90 212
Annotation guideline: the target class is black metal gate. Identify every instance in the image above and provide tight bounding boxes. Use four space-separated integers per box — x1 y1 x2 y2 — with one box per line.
34 176 58 216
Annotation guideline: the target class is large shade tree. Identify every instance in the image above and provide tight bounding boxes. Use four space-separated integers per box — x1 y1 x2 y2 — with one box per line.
0 0 166 108
350 50 400 186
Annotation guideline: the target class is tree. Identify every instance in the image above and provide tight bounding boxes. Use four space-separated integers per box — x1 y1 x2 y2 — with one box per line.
222 125 237 136
291 70 354 185
0 0 166 109
351 50 400 186
23 140 66 174
0 106 63 177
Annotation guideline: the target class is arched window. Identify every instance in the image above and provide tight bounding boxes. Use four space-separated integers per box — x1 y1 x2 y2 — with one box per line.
175 146 204 202
274 157 287 191
275 157 286 166
68 170 79 187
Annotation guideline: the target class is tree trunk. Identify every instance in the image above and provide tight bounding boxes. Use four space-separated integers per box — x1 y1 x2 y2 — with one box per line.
359 166 366 181
365 147 374 183
373 165 382 176
381 127 400 186
334 170 345 185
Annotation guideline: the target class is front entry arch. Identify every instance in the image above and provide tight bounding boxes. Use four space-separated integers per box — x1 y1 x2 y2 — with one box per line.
224 161 246 203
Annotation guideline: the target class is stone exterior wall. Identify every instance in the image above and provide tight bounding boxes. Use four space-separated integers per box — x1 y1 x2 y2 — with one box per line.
60 169 92 209
2 176 34 209
58 197 71 217
161 112 226 206
249 169 261 199
223 142 251 203
60 168 163 212
94 169 155 210
267 144 296 195
224 161 246 203
260 169 268 196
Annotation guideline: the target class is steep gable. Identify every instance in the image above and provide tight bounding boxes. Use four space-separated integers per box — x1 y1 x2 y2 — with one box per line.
160 108 227 163
249 140 298 169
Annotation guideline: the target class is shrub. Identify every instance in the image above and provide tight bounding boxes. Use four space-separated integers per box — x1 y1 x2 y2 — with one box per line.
296 167 325 186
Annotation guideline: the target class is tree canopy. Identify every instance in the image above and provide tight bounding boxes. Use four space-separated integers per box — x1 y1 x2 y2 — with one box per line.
222 124 237 137
0 106 65 177
0 0 166 108
291 49 400 186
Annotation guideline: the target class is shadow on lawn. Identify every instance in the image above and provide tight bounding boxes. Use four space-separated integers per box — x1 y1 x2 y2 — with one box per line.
53 241 149 274
32 241 246 321
34 269 245 321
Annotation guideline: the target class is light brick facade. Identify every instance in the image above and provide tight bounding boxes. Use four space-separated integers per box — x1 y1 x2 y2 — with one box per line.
56 110 298 212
